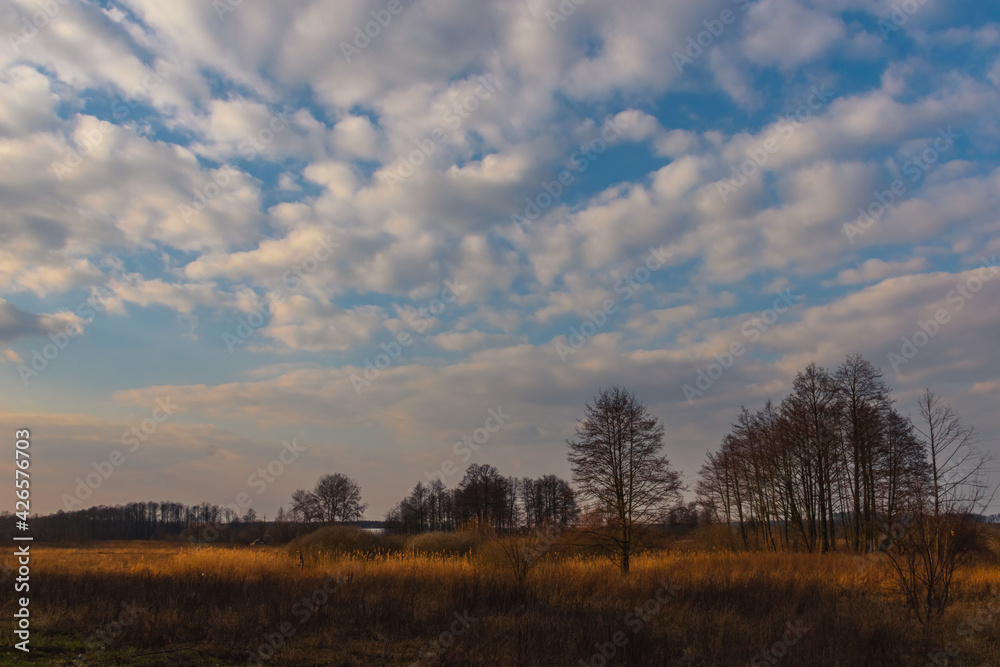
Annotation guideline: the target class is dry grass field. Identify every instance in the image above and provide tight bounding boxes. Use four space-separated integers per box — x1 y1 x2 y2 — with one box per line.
3 529 1000 666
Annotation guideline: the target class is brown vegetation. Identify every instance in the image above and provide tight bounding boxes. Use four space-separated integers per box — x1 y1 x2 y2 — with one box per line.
5 526 1000 666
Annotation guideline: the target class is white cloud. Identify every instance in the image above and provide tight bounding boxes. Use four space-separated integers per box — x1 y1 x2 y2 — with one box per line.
741 0 848 70
825 257 929 285
3 0 1000 516
262 298 387 352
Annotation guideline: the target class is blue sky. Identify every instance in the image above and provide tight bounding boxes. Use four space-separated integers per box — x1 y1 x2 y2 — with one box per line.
1 0 999 518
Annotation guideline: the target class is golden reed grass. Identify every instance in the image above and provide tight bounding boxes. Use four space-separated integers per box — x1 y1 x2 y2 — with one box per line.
2 537 999 665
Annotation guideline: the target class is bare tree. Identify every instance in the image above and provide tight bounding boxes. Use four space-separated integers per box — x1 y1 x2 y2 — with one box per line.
522 474 579 529
291 473 368 524
885 511 982 629
884 389 994 631
781 363 839 552
695 356 934 555
455 463 514 531
290 488 322 523
914 388 991 517
835 354 892 553
567 386 682 574
695 449 732 526
877 408 928 526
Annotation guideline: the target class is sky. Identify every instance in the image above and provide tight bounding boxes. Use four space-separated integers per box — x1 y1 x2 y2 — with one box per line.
1 0 999 520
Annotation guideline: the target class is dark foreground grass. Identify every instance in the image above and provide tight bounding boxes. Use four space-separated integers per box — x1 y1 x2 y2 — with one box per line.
2 539 999 666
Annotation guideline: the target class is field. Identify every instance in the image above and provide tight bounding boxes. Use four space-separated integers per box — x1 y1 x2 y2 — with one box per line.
3 531 1000 666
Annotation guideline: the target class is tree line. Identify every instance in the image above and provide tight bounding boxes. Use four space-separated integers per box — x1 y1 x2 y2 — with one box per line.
381 465 579 534
2 501 269 542
13 356 990 587
696 354 991 554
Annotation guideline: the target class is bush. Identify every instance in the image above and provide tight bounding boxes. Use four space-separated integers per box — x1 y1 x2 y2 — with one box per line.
406 531 483 555
286 525 389 558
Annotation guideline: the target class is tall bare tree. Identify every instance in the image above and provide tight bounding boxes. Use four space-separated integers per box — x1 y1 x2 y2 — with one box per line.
567 386 682 574
914 388 991 517
877 408 927 525
835 354 892 552
781 363 839 552
884 389 994 630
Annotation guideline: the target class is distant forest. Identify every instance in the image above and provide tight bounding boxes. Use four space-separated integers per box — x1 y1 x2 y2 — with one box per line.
0 467 620 544
0 501 319 544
